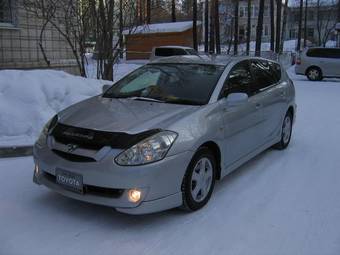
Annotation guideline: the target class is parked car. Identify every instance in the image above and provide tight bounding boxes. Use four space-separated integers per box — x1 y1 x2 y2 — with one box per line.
295 47 340 81
150 46 199 60
33 56 296 215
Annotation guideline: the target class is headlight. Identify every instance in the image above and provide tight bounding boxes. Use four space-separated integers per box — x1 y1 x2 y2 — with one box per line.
115 131 177 166
35 115 58 146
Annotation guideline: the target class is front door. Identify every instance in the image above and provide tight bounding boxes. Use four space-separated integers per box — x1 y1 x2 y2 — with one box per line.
219 60 264 170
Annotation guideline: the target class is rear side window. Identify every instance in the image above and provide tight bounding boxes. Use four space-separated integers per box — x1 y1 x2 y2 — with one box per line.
306 48 340 58
155 48 187 57
250 60 277 95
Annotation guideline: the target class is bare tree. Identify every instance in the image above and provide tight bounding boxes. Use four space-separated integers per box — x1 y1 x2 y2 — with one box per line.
233 0 239 55
296 0 303 51
246 0 251 55
275 0 282 53
193 0 198 50
204 0 209 52
255 0 265 56
215 0 221 54
146 0 151 24
270 0 275 51
316 0 338 46
209 0 215 53
119 0 124 58
303 0 308 48
171 0 176 22
280 0 289 53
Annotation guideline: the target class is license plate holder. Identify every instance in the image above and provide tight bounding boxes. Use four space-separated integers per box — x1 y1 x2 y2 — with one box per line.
56 169 83 194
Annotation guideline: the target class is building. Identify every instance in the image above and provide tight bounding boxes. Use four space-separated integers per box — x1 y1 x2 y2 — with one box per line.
286 1 338 46
218 0 276 44
0 1 79 74
124 21 202 60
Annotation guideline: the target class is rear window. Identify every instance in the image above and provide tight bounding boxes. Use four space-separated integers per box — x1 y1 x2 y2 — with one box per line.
306 48 340 58
155 48 187 57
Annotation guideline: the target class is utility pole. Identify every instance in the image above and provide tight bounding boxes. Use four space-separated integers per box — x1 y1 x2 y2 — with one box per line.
246 0 251 55
255 0 265 56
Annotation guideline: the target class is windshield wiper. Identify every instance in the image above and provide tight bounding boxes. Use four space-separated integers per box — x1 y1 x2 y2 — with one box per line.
126 96 165 103
163 98 203 106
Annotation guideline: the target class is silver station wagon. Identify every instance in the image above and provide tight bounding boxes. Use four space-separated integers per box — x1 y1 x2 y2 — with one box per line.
33 56 296 215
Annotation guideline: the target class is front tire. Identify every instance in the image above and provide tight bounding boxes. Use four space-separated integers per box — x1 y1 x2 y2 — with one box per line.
181 147 216 211
274 111 293 150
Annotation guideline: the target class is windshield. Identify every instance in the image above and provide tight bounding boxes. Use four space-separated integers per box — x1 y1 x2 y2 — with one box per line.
103 64 225 105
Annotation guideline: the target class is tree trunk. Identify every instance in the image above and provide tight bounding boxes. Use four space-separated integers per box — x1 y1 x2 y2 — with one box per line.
146 0 151 24
140 0 144 24
193 0 198 50
296 0 303 52
246 0 251 55
233 0 239 55
215 0 221 54
280 0 288 53
270 0 275 51
316 0 321 46
275 0 282 53
255 0 265 56
209 0 215 53
119 0 123 58
172 0 176 22
303 0 308 48
204 0 209 52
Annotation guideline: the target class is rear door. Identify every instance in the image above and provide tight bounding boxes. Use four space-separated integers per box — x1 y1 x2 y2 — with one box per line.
249 59 287 144
325 49 340 77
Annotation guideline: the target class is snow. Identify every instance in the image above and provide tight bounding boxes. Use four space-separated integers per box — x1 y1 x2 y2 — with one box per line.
123 21 202 35
0 64 140 147
1 69 340 255
238 39 312 52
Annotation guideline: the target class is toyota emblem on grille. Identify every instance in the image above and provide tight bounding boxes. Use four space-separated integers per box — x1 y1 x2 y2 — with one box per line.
67 144 78 152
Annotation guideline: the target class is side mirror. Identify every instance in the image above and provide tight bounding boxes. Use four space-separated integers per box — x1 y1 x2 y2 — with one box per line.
226 93 248 106
102 84 111 93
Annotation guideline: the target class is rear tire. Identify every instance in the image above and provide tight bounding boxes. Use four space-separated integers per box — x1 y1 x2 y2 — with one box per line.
274 111 293 150
181 147 216 211
306 67 323 81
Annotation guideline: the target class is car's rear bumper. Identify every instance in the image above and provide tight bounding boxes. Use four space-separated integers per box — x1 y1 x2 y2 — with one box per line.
33 144 192 214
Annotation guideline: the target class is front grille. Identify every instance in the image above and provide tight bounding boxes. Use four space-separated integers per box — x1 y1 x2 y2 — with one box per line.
51 123 161 150
42 171 124 198
52 149 96 162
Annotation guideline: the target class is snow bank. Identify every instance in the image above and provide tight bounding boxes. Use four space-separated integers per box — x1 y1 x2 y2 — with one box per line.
0 70 106 147
238 39 312 53
123 21 202 35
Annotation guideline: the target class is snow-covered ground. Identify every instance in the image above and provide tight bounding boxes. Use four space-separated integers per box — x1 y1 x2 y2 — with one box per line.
1 69 340 255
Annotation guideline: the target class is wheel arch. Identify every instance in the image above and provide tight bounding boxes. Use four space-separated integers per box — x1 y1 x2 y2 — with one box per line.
305 65 322 76
198 141 222 180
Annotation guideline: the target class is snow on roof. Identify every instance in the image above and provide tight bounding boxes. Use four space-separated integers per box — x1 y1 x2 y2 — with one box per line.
123 21 202 35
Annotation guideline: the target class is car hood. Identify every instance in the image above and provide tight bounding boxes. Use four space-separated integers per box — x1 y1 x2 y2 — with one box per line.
58 96 199 133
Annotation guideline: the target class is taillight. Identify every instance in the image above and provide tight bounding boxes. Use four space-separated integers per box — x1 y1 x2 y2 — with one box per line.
295 56 301 65
296 57 301 65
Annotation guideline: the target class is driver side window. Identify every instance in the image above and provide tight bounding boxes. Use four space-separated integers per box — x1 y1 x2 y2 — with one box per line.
219 60 252 99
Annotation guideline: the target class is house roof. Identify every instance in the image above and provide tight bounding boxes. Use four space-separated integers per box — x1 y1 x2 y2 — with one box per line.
123 21 202 35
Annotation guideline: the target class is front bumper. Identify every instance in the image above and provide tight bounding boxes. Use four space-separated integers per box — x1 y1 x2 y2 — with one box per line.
33 144 193 214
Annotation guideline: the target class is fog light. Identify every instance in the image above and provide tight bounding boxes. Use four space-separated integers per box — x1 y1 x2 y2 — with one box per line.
128 189 142 203
34 164 40 176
